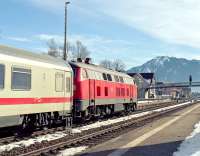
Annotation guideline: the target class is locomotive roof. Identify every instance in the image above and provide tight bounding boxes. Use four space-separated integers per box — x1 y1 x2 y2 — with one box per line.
70 61 132 79
0 45 71 70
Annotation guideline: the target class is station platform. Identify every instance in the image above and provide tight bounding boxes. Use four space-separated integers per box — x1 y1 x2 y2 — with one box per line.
79 103 200 156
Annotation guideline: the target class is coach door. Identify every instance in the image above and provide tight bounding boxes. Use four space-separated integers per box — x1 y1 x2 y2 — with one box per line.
64 71 72 111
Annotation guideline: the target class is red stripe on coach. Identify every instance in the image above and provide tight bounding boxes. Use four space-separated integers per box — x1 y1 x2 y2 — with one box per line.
0 97 72 105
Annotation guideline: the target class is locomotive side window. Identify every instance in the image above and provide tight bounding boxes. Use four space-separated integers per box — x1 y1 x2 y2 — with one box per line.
55 73 64 92
119 76 124 83
66 77 71 93
95 72 101 80
116 87 120 96
127 88 129 96
12 67 31 90
107 74 112 81
97 86 101 96
0 64 5 89
114 75 119 82
121 88 125 96
102 73 107 80
105 87 108 96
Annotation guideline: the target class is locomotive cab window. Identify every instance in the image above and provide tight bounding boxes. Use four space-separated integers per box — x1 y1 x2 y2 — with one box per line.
55 73 64 92
0 64 5 89
102 73 107 80
107 74 112 81
12 67 31 90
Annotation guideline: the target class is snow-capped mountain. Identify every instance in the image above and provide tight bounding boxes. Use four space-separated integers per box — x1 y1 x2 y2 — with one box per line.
127 56 200 82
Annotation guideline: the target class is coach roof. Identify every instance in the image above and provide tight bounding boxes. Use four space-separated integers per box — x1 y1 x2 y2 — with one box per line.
0 44 71 70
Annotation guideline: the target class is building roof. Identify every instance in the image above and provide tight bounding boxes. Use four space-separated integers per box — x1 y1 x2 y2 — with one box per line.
128 72 155 80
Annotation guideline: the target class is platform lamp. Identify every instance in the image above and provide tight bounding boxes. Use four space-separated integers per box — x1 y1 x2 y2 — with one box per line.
63 1 70 61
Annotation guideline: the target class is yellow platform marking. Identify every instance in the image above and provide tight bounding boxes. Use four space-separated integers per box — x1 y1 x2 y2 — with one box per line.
108 104 200 156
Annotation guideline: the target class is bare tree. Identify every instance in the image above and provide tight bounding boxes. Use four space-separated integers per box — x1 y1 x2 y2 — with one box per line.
112 59 126 72
99 59 113 69
99 59 126 72
46 39 90 61
70 40 90 60
47 38 60 57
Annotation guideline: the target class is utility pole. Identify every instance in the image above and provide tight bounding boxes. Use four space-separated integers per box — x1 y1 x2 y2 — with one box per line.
63 1 70 61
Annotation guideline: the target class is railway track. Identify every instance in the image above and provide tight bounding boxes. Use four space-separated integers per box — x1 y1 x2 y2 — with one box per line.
0 100 194 156
0 100 177 146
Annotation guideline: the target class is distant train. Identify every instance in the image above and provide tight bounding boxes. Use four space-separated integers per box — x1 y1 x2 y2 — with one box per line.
0 45 137 130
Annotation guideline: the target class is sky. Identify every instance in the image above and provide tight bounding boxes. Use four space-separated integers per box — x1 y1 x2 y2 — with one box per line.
1 0 200 69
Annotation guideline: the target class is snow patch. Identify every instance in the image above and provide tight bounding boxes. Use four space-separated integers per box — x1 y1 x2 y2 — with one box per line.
0 131 69 153
57 146 88 156
173 120 200 156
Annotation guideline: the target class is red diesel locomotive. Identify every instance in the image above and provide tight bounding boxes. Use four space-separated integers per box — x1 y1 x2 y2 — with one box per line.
0 45 137 129
70 59 137 120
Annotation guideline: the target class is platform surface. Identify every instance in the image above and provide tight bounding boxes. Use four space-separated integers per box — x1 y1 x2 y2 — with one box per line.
79 103 200 156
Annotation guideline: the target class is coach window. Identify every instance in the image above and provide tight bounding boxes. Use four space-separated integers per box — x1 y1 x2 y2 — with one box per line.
107 74 112 81
66 77 71 92
97 86 101 96
55 73 64 92
12 67 31 90
0 64 5 89
102 73 107 80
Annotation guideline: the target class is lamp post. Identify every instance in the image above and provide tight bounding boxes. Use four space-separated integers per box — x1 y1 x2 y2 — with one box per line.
63 1 70 61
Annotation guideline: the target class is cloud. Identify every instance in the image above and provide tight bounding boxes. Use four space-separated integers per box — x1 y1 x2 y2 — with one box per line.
26 0 200 49
6 36 31 42
13 0 200 67
28 0 65 11
35 33 132 48
88 0 200 48
35 33 139 65
36 34 63 43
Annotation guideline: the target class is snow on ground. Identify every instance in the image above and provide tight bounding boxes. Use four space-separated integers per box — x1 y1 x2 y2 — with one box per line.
0 101 192 153
173 120 200 156
57 146 88 156
0 131 69 152
72 101 191 132
138 99 170 104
